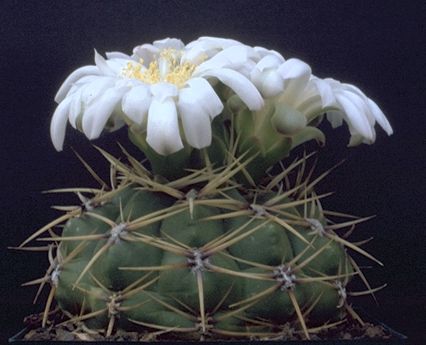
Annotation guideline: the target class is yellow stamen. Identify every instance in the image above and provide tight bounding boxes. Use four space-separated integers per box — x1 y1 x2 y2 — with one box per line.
121 49 196 88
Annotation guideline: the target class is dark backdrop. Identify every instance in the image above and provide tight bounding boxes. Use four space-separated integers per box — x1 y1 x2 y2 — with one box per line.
1 1 425 343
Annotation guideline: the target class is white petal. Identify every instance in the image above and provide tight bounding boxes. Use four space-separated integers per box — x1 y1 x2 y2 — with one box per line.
122 85 151 124
185 78 223 118
251 69 284 98
73 75 99 87
105 58 131 74
54 66 100 103
311 77 336 107
94 50 115 76
80 77 115 105
68 90 82 128
343 90 375 126
185 37 244 65
278 58 311 101
367 98 393 135
50 97 72 151
235 60 256 78
186 36 243 51
146 98 183 155
82 87 127 139
261 72 284 98
335 93 374 141
150 83 178 103
132 43 159 65
342 83 366 98
254 47 285 62
256 54 284 72
196 45 251 73
278 58 312 80
153 37 185 50
178 88 212 148
106 51 132 59
249 54 285 97
182 45 209 65
325 78 393 135
199 68 264 111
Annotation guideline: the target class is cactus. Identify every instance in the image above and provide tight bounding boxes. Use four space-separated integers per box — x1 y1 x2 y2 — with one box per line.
19 147 382 340
18 37 391 340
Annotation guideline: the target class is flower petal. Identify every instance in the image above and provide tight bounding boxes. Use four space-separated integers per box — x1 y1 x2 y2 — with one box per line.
311 77 336 108
105 58 130 75
198 68 264 111
94 50 115 76
50 97 72 151
80 77 115 105
279 58 312 80
185 78 223 118
146 98 183 155
184 37 244 65
253 47 285 62
106 51 132 60
251 69 284 98
73 75 100 87
196 45 252 73
178 88 212 148
367 98 393 135
278 58 312 102
132 43 159 65
150 82 178 103
153 37 185 50
335 93 374 141
122 85 151 125
256 54 284 72
345 90 375 125
82 87 128 139
54 66 100 103
182 45 209 65
68 90 82 128
250 53 288 97
186 36 243 51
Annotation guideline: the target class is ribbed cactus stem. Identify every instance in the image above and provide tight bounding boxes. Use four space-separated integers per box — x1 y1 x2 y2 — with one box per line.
17 146 382 340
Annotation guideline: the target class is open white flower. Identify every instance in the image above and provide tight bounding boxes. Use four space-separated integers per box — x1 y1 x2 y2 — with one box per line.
51 37 264 155
319 78 393 145
248 50 392 145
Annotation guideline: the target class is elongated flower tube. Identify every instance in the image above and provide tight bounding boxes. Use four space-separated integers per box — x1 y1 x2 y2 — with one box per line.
50 37 264 155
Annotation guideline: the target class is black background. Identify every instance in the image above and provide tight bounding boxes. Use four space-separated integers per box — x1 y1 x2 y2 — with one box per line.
1 1 425 343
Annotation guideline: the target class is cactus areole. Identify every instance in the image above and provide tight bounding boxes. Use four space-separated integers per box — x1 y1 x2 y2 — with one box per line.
19 37 392 341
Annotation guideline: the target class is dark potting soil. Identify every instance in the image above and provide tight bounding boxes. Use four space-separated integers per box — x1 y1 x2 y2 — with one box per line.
19 310 396 342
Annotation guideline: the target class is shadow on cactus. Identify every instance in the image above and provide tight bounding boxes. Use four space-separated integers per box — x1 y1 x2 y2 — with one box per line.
17 144 385 341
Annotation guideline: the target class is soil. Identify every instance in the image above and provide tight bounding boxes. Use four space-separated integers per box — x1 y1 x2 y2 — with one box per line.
20 310 394 342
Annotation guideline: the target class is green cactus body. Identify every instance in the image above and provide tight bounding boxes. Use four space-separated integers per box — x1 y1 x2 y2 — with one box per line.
23 151 379 340
60 203 119 257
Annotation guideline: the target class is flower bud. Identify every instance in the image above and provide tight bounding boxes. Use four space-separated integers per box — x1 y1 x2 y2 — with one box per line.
271 103 307 135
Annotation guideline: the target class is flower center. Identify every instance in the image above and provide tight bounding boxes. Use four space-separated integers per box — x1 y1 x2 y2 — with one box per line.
122 48 196 87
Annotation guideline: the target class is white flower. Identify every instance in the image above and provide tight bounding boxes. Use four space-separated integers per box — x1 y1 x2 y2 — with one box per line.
250 53 320 118
318 78 393 145
51 37 264 155
248 50 392 145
